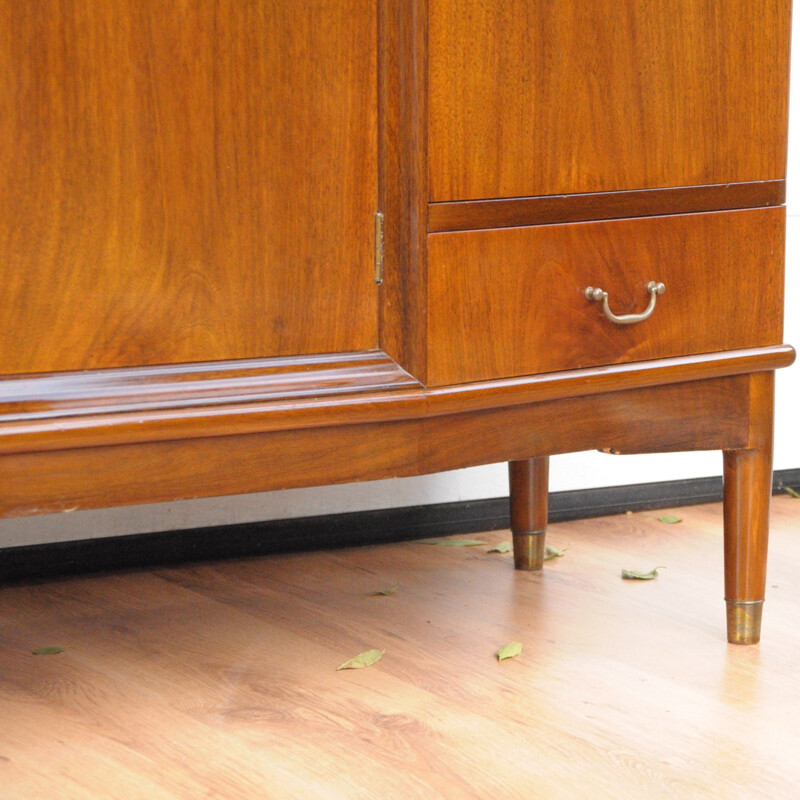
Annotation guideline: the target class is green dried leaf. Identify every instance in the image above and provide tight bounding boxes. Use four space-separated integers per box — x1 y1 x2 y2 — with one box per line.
488 541 513 554
496 641 523 661
658 515 682 524
32 647 65 656
370 583 399 596
544 545 565 560
621 566 666 580
337 649 385 671
783 486 800 499
416 538 487 547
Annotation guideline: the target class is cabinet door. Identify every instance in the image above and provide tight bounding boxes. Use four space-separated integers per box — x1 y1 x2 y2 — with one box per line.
0 1 377 375
428 0 790 202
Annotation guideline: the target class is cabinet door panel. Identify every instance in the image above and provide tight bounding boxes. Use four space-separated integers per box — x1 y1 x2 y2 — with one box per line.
0 1 377 375
429 0 790 202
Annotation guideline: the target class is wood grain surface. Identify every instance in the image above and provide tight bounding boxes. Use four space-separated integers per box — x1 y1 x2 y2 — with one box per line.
1 497 799 798
0 0 378 375
0 376 751 517
2 346 791 457
427 209 785 386
428 0 791 201
0 351 419 421
723 373 775 605
378 0 430 381
428 181 786 233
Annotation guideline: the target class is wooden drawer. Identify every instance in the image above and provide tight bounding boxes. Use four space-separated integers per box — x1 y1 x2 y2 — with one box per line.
426 208 784 386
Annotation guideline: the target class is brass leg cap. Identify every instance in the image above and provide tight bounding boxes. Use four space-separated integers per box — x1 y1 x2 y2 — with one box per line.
512 531 545 571
726 600 764 645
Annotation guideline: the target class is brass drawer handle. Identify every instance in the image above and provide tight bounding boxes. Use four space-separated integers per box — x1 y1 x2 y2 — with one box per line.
584 281 666 325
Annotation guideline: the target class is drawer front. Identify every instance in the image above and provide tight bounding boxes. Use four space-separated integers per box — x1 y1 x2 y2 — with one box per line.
427 208 784 386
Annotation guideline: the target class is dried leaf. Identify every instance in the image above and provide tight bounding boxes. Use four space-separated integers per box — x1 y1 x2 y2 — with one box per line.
370 583 399 596
658 515 682 524
544 545 565 560
783 486 800 499
496 641 523 661
621 566 666 580
488 541 513 554
416 538 487 547
32 647 65 656
337 649 385 671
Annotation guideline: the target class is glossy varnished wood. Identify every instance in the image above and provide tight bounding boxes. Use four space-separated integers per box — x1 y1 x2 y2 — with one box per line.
422 347 795 417
0 346 788 459
428 0 791 201
509 458 549 570
428 181 786 233
0 1 378 374
378 0 429 381
722 372 775 644
427 209 784 386
0 351 419 422
0 376 751 517
2 498 800 798
0 347 792 457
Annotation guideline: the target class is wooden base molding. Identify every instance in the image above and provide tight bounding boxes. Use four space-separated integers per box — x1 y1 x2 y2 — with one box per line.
1 350 419 421
1 347 793 516
0 346 792 456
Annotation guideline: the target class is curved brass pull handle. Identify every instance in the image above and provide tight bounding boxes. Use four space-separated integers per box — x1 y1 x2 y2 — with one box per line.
584 281 666 325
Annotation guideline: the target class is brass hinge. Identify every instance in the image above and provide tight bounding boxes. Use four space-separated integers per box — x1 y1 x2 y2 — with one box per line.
374 211 384 285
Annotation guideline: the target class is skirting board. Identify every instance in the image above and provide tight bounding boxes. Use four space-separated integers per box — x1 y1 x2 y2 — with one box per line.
1 468 799 584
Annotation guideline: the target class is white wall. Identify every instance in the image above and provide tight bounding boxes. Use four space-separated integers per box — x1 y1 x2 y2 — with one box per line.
2 21 799 549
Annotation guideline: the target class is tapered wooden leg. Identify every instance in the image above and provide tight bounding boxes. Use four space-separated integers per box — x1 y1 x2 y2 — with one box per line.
509 457 549 570
722 373 774 645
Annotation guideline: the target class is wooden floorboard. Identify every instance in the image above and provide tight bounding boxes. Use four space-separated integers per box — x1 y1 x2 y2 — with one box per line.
1 496 799 799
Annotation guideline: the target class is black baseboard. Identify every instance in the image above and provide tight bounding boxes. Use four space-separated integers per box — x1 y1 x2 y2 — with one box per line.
2 468 799 585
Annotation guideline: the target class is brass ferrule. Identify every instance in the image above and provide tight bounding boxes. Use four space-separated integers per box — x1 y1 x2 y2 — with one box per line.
725 600 764 645
512 530 546 571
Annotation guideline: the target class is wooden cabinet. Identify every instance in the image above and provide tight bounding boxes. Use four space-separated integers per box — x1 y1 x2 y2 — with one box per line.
0 1 794 645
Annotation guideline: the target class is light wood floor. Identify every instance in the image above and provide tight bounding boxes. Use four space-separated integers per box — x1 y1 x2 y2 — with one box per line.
1 496 800 799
